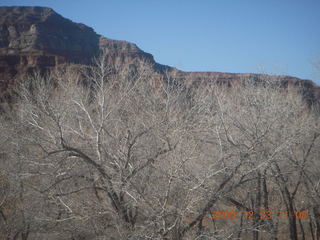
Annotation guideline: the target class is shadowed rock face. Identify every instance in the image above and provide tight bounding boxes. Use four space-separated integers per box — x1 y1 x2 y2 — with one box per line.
0 6 153 60
0 6 158 96
0 6 319 105
0 6 99 59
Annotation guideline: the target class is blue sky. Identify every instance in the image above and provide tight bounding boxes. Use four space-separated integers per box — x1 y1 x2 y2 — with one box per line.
1 0 320 83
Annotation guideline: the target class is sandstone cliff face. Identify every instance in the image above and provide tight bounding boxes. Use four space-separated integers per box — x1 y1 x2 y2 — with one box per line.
0 7 100 61
0 6 319 105
0 6 159 97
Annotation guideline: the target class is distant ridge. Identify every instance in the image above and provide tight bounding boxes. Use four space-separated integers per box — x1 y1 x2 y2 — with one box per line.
0 6 319 104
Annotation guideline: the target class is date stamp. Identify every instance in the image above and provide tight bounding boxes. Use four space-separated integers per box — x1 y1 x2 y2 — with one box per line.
210 209 309 220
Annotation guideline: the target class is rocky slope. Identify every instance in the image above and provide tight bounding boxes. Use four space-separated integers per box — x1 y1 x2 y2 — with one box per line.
0 6 159 95
0 6 319 104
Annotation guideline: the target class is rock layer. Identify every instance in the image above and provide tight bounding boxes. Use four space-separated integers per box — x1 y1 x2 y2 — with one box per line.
0 6 319 104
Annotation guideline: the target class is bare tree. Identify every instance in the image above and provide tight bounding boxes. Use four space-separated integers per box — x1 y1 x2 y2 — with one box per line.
1 53 319 240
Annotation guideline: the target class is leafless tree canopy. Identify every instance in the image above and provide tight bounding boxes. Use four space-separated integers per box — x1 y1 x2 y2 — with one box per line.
0 54 319 240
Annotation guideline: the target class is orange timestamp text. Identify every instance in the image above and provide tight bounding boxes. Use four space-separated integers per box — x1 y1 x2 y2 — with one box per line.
210 209 309 220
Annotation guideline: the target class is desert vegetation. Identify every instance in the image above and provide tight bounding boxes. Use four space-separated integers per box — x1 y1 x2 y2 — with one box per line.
0 54 319 240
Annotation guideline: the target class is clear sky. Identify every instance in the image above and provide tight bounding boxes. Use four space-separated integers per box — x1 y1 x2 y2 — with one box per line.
1 0 320 83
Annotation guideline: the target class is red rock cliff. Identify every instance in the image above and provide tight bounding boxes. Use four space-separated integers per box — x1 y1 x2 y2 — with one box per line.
0 6 319 105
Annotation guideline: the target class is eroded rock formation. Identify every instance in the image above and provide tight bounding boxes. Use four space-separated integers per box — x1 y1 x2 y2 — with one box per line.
0 6 319 105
